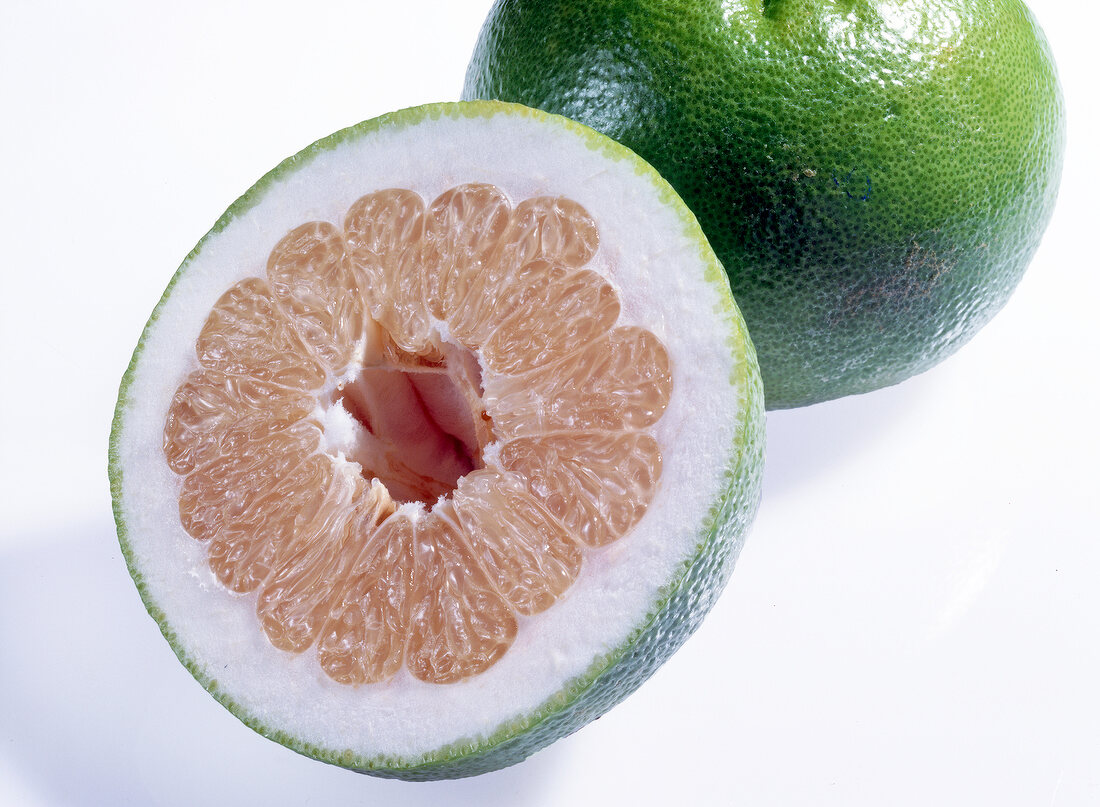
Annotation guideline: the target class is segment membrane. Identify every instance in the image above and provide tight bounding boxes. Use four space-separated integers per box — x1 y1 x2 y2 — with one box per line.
334 364 478 504
407 340 492 465
165 184 670 686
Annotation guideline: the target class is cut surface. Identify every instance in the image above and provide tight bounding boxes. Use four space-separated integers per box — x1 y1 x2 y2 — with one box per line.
111 101 763 778
162 184 672 685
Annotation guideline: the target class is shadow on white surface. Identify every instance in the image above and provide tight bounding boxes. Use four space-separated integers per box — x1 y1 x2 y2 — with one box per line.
760 369 931 498
0 518 567 806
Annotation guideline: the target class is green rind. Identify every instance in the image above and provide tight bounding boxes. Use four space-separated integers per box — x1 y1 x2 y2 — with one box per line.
463 0 1065 409
109 100 764 780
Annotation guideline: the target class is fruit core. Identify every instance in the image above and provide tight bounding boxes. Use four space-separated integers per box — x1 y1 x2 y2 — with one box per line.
162 184 673 685
325 338 490 505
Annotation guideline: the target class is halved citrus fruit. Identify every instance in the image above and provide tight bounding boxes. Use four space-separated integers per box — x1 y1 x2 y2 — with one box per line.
109 101 764 779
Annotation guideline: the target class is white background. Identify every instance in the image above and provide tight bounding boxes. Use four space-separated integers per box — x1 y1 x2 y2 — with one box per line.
1 1 1096 804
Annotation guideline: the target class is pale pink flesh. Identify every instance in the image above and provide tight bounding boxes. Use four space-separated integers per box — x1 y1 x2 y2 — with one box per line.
162 185 672 685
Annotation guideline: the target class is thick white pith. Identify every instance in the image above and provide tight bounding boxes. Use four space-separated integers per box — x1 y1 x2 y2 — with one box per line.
115 107 747 759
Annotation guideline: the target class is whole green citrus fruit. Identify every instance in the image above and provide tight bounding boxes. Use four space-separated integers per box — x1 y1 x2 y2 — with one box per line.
464 0 1065 408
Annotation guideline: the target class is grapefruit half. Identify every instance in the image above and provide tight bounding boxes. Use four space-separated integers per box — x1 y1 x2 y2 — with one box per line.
109 101 764 779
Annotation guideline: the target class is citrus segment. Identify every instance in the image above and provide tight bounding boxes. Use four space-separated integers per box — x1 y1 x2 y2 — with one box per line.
190 453 334 596
202 458 328 595
316 511 416 685
507 196 599 269
267 221 367 373
162 370 316 475
196 277 325 390
256 474 390 653
423 183 512 323
446 195 599 345
452 469 584 615
497 431 662 548
484 325 673 437
344 189 431 355
407 508 519 684
480 261 620 374
175 422 324 545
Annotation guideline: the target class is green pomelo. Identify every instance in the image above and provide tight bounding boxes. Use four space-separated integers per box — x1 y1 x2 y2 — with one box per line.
464 0 1065 408
109 101 764 779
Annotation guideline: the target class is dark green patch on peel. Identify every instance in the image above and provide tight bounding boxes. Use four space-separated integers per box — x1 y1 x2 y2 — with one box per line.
109 101 764 780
